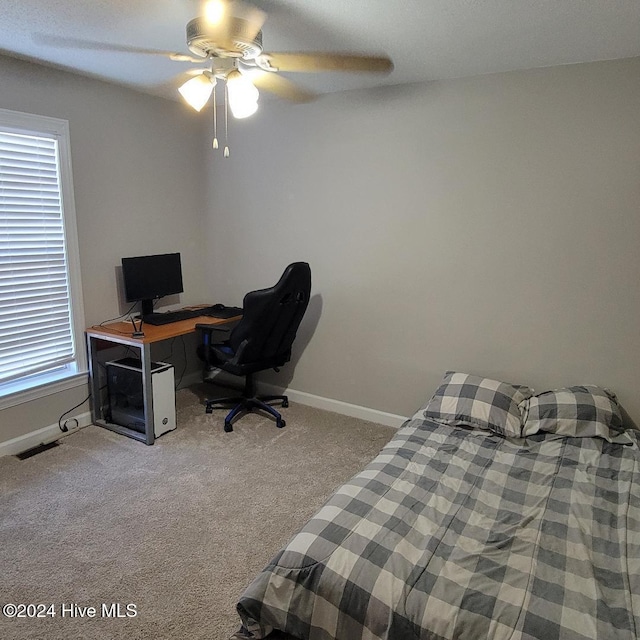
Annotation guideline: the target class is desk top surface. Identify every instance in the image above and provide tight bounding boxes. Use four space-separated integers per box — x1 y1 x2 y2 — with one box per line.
86 314 240 345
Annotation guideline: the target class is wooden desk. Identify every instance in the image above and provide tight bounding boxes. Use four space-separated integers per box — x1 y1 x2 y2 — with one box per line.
86 314 240 445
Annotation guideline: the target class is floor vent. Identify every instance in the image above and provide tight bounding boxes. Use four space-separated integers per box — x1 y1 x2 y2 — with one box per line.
15 441 60 460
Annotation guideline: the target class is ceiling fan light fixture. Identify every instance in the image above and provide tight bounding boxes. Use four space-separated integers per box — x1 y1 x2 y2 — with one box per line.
178 73 215 111
228 97 258 119
226 69 259 119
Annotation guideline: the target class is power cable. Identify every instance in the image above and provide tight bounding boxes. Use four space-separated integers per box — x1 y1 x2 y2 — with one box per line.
57 384 106 432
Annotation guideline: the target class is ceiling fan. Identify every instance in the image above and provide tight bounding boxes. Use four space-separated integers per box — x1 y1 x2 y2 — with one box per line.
180 1 393 100
38 0 393 156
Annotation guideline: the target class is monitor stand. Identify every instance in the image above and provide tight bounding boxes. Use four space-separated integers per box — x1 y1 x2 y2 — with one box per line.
140 299 154 318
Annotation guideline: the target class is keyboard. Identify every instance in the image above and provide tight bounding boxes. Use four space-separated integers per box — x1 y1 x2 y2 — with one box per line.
143 305 242 325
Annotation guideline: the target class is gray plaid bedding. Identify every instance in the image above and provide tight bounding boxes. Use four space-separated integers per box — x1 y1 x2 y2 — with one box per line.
236 412 640 640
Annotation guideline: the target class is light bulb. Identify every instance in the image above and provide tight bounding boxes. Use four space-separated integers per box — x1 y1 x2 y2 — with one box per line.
178 74 215 112
204 0 225 25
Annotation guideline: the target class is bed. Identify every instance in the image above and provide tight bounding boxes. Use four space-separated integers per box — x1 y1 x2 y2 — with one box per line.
233 372 640 640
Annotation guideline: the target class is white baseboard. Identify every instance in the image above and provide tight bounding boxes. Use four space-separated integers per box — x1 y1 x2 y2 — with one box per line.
259 382 408 429
184 371 407 429
0 410 92 458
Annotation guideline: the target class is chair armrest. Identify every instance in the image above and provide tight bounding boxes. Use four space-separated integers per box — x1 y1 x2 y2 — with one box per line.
196 324 232 369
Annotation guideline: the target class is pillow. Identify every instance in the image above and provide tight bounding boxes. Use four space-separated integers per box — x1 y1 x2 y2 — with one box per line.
520 385 624 440
424 371 533 437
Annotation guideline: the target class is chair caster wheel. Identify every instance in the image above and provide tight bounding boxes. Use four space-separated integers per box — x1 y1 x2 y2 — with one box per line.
205 406 213 414
224 422 233 433
282 399 289 408
277 419 286 429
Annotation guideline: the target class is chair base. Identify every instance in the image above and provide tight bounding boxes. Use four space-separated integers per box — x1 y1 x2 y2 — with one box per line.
204 373 289 432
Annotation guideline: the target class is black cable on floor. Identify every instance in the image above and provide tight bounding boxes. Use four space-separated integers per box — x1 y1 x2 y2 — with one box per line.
57 385 106 432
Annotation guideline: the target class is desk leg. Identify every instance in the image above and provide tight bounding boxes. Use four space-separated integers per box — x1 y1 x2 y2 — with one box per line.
140 343 155 446
86 333 102 424
85 332 156 446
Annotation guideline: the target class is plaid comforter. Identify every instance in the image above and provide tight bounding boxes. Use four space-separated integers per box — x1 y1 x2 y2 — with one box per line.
236 413 640 640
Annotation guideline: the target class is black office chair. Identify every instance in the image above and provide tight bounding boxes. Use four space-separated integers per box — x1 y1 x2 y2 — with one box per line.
196 262 311 432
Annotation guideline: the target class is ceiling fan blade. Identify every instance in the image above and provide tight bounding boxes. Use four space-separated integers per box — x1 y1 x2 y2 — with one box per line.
257 52 394 74
34 33 204 63
228 1 266 44
246 71 316 103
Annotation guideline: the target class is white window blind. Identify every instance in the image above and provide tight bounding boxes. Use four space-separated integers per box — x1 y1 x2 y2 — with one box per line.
0 130 75 384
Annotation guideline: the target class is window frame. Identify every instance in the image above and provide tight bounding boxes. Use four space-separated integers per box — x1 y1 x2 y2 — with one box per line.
0 108 87 410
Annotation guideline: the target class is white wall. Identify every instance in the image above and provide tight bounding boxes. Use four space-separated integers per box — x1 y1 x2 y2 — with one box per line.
0 55 210 443
205 57 640 424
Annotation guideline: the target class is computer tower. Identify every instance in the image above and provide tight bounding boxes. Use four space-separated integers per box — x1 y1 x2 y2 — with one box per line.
106 357 176 438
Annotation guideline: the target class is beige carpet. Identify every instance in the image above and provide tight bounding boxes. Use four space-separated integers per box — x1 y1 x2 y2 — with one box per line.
0 384 396 640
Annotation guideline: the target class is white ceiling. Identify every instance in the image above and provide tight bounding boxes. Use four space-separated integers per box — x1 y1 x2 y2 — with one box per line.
0 0 638 102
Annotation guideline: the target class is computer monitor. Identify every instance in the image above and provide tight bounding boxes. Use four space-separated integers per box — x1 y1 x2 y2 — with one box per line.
121 252 184 317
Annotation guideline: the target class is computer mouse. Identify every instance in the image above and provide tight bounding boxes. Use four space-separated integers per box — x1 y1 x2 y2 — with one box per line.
212 303 226 311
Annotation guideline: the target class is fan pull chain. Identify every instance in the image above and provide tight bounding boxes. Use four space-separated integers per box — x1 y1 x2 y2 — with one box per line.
212 84 219 149
223 82 230 158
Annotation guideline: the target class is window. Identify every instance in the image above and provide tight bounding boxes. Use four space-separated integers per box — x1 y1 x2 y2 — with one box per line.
0 108 86 408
